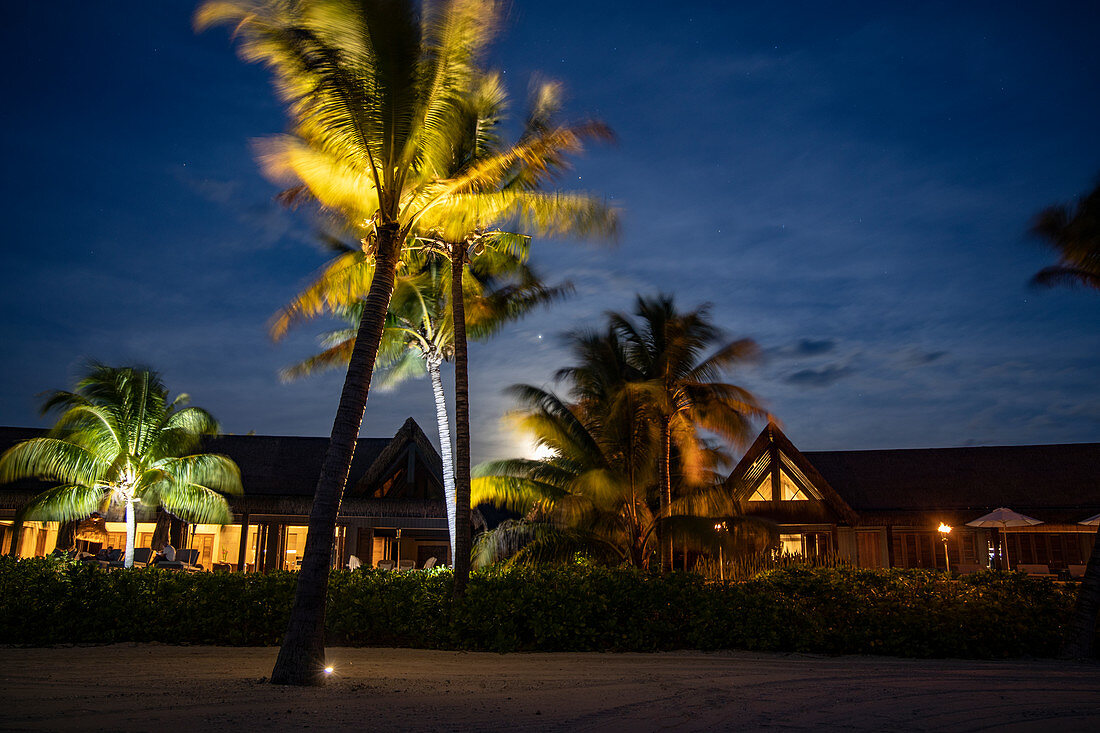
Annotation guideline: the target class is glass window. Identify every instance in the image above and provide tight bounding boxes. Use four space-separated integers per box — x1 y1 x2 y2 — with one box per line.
779 533 802 556
748 476 771 502
780 471 809 501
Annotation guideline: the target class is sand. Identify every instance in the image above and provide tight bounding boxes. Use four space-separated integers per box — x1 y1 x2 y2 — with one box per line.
1 646 1098 731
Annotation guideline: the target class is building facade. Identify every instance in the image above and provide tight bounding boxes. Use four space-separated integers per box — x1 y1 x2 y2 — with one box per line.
0 418 454 570
724 422 1100 572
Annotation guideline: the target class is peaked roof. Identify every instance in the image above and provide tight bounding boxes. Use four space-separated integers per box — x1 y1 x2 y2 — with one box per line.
725 421 860 525
0 419 443 501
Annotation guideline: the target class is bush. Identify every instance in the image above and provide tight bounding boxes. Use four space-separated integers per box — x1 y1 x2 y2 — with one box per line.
0 556 1079 658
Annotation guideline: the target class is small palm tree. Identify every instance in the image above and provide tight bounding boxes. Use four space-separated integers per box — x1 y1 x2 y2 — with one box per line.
0 365 241 568
1030 179 1100 290
609 295 768 570
277 246 569 562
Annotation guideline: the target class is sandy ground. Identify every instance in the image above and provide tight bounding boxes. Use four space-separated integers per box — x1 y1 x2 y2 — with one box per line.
0 646 1098 732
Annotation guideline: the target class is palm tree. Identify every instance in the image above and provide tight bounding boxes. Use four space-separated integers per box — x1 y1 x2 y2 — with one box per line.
471 357 775 568
199 0 613 683
0 365 241 568
1030 179 1100 290
276 246 570 562
608 295 768 571
1030 178 1100 658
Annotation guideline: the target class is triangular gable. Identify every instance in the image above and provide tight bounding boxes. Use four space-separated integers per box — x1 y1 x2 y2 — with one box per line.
350 418 444 499
725 421 860 525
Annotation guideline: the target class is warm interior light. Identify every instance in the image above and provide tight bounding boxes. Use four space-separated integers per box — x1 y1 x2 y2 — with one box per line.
938 523 952 534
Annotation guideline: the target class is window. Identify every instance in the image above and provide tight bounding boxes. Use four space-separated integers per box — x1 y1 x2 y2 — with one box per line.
779 533 802 556
748 477 771 502
780 471 809 501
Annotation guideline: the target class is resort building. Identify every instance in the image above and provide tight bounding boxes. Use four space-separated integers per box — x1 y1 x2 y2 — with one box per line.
725 422 1100 573
0 418 452 570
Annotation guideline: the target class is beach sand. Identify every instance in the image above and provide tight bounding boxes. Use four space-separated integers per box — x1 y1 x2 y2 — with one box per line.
1 645 1098 731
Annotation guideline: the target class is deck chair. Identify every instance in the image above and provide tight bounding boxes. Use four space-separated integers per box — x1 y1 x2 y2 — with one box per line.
131 548 154 568
376 559 395 571
397 559 415 571
422 557 437 569
177 548 202 571
347 555 361 570
1067 564 1087 579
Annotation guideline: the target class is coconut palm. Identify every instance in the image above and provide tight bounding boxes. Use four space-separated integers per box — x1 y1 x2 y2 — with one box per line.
607 295 768 571
277 246 570 562
1030 178 1100 290
1030 178 1100 658
471 378 774 568
0 365 241 568
199 0 614 683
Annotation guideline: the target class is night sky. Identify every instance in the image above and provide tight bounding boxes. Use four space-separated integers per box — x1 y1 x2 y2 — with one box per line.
2 1 1098 466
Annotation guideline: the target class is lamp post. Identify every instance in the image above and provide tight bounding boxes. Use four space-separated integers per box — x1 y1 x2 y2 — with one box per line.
714 522 727 582
938 523 951 572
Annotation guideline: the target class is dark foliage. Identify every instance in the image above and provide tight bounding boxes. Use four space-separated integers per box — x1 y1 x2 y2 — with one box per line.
0 557 1081 658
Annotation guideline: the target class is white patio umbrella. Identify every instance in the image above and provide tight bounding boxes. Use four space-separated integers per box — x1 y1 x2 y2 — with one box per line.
966 507 1043 570
1079 512 1100 526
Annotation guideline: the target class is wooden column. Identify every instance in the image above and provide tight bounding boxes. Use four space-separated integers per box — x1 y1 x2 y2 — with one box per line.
236 514 250 572
264 523 282 573
7 520 23 556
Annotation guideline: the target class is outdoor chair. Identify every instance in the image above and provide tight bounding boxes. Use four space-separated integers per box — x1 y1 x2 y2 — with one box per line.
376 559 395 571
1067 564 1087 579
397 559 415 571
177 548 202 571
1016 564 1056 578
347 555 361 570
422 557 437 569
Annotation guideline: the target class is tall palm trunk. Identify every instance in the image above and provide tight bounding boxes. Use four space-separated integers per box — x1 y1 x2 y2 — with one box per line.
123 500 136 569
427 354 457 562
658 420 671 572
1063 524 1100 658
271 224 402 686
451 242 472 597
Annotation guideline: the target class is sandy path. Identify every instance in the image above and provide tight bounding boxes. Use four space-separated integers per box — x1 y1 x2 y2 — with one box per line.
1 646 1098 731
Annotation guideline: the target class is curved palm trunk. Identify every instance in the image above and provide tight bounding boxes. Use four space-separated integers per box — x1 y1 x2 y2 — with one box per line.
1063 523 1100 658
451 242 472 597
271 225 401 686
427 356 457 562
123 500 136 569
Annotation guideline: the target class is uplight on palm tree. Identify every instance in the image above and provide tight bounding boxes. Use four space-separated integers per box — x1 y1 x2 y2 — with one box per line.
0 365 241 568
199 0 614 684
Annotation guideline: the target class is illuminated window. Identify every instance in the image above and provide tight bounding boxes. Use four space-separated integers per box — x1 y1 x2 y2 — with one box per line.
748 477 771 502
780 471 809 501
779 533 802 555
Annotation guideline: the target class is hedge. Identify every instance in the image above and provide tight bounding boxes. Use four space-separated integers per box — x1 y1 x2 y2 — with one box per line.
0 556 1079 658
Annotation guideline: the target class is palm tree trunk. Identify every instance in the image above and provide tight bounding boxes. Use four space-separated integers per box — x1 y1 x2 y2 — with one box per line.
1062 524 1100 658
427 355 457 563
451 242 472 597
271 224 402 686
658 420 672 572
123 500 135 569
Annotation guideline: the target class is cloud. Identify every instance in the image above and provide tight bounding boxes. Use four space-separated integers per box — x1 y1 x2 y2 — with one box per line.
767 338 838 360
784 363 857 388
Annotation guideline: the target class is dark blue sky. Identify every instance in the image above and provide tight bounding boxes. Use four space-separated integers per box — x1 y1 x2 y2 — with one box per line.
1 1 1098 464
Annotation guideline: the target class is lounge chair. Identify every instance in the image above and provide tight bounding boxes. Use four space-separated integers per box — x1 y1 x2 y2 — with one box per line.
422 557 437 569
177 548 202 571
397 559 415 571
1017 564 1056 578
347 555 361 570
376 559 395 571
1067 564 1087 579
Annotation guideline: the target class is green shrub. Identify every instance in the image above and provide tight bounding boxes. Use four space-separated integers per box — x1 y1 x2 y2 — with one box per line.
0 556 1079 658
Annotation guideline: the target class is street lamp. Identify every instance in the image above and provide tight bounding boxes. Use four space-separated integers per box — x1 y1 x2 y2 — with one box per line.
938 523 952 572
714 522 727 581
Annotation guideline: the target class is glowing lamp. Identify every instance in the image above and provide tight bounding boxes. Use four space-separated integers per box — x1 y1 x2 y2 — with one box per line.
937 523 952 572
938 523 952 535
323 666 334 675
